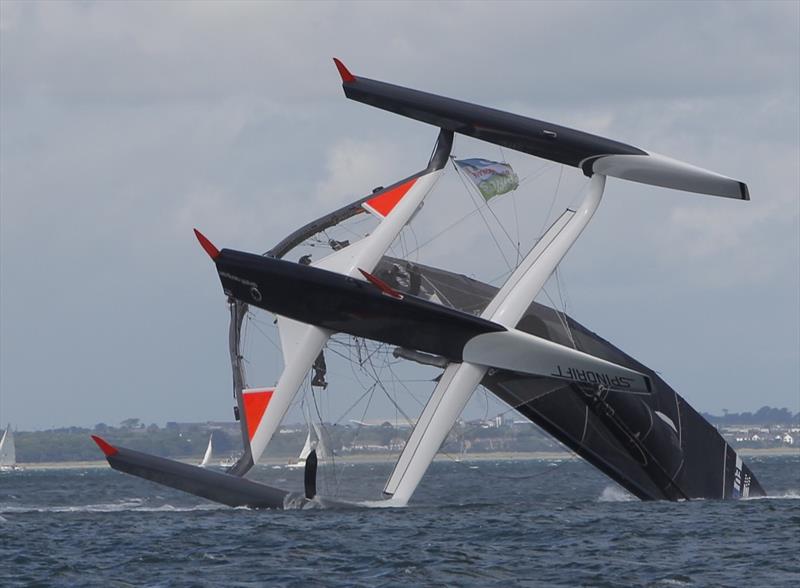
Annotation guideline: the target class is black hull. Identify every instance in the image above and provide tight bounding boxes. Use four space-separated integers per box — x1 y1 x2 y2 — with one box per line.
374 257 766 501
93 436 298 509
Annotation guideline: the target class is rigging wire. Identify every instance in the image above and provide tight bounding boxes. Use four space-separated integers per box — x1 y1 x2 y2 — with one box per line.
245 311 283 353
308 380 340 494
451 157 524 267
541 285 578 350
517 161 555 187
498 146 522 267
451 157 512 270
428 385 577 481
538 165 564 238
554 267 577 348
402 203 487 258
511 182 522 267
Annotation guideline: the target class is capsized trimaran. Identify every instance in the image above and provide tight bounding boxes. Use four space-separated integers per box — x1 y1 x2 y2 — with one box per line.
93 59 764 508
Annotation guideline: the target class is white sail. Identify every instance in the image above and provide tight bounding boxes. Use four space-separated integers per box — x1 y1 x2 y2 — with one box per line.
0 424 16 467
287 429 315 469
311 422 328 460
290 402 317 467
200 433 213 467
298 429 315 462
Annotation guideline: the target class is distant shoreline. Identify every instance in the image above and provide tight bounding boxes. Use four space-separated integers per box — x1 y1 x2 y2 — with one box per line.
15 447 798 470
734 447 799 457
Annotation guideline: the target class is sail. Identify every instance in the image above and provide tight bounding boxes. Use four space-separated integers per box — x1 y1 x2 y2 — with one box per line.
200 433 213 467
0 424 16 467
311 422 328 460
297 429 315 462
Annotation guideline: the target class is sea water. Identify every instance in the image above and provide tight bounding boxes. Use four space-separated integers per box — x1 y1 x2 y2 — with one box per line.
1 455 798 587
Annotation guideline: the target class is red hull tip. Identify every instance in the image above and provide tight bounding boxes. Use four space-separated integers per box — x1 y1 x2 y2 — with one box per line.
91 435 118 457
358 268 403 300
193 228 220 260
333 58 356 83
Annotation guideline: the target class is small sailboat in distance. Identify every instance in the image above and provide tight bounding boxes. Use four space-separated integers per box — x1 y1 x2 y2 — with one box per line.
288 402 328 468
0 423 19 472
287 427 316 469
288 419 329 468
200 433 213 467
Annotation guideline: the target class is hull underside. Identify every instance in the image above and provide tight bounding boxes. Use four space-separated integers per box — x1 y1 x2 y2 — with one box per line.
372 256 765 500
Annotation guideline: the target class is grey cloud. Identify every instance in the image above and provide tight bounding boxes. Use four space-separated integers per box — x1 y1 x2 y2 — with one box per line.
1 0 797 429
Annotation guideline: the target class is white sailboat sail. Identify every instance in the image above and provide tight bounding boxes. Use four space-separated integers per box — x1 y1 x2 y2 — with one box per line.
298 429 315 462
289 420 319 468
0 424 16 468
311 422 328 460
200 433 213 467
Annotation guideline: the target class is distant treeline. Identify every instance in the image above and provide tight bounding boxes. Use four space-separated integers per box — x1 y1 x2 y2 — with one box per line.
701 406 799 426
15 423 243 463
14 406 797 463
13 419 563 463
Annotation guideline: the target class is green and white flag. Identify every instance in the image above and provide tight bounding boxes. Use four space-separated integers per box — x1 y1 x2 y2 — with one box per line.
454 158 519 201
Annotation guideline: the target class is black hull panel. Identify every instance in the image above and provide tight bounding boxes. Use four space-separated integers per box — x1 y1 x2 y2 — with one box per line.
375 257 766 500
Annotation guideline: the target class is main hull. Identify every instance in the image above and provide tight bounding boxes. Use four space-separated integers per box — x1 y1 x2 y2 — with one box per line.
372 256 765 500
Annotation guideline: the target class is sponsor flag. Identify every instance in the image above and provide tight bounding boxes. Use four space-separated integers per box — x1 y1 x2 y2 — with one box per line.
454 158 519 201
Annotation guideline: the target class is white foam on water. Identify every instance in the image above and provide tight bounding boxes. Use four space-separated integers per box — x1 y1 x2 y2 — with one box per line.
654 578 692 586
0 501 227 514
598 485 636 502
744 489 800 500
357 496 407 509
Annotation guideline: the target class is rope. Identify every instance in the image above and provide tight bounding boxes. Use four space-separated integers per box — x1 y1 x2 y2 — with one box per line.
451 157 513 270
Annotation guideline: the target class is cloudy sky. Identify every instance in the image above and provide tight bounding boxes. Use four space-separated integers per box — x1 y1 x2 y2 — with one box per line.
1 1 798 431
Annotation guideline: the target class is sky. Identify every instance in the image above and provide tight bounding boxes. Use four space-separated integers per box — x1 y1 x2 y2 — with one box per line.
1 0 798 431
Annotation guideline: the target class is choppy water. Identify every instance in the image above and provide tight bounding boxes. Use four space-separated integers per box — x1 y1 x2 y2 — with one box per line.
1 455 798 587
